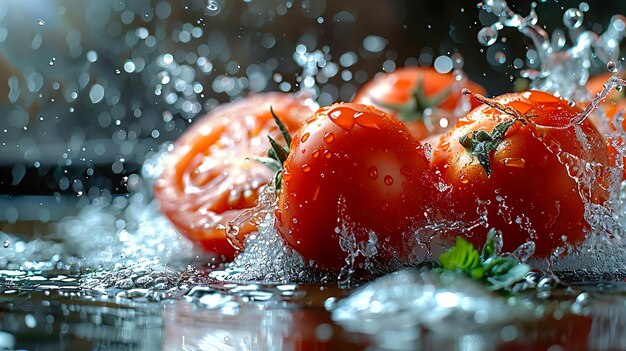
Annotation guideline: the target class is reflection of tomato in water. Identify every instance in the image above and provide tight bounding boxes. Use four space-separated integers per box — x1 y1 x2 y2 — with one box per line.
431 91 610 257
275 103 437 272
285 309 368 351
155 93 314 259
353 67 486 140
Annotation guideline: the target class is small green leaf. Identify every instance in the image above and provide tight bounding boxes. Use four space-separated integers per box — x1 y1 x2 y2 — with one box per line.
480 228 497 261
439 236 482 272
252 156 282 173
270 106 292 147
438 229 532 291
268 135 290 164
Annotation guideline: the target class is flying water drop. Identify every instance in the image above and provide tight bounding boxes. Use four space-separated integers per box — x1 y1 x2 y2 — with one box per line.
478 26 498 46
205 1 221 16
563 8 583 29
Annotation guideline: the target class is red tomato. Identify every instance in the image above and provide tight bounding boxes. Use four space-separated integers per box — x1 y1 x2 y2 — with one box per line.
585 72 626 132
155 93 314 259
586 73 626 179
275 103 437 271
431 91 611 257
353 67 486 140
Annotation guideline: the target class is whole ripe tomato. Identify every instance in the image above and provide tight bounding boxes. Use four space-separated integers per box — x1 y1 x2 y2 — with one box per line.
275 103 437 272
353 67 486 140
431 91 611 257
155 93 314 260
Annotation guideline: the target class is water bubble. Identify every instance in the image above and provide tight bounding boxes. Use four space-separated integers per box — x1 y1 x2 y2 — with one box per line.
433 55 453 74
607 60 618 73
563 8 583 29
37 19 45 26
478 26 498 46
3 240 8 248
205 1 221 16
578 2 589 13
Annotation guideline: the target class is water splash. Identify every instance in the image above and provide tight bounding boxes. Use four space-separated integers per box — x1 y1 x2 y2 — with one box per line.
478 1 626 100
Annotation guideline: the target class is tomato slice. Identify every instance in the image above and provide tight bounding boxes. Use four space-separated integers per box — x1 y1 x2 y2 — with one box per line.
155 93 315 259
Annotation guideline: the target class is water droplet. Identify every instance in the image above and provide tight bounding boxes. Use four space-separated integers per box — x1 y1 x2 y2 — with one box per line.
607 60 618 73
384 175 394 185
563 8 583 29
579 2 589 12
477 26 498 46
37 19 45 26
312 149 320 158
301 164 311 172
323 150 332 159
205 1 221 16
501 158 526 168
283 170 292 181
324 132 334 143
368 166 378 180
300 132 310 142
3 240 8 248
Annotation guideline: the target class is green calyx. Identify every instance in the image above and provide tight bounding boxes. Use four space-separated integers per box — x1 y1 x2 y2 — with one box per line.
374 78 451 128
458 118 519 177
438 228 531 291
458 90 535 177
254 106 292 189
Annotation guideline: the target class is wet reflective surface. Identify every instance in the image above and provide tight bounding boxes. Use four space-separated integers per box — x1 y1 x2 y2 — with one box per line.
0 253 624 350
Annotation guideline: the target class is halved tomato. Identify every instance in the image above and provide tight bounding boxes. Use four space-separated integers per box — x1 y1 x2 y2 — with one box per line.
155 93 315 259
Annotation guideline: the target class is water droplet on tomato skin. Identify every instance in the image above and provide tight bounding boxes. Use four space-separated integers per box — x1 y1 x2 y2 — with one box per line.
368 166 378 180
324 150 332 159
301 133 310 142
283 170 292 181
459 175 469 184
324 132 335 143
327 106 356 130
312 149 320 158
301 164 311 172
384 175 394 185
501 158 526 168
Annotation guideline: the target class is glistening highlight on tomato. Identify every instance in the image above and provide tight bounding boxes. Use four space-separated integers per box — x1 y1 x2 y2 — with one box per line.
274 103 437 272
431 91 612 257
353 67 486 140
155 93 314 259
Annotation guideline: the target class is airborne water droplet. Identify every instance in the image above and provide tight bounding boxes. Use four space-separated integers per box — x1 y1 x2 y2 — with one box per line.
3 240 8 248
563 8 583 29
477 26 498 46
205 1 221 16
607 60 618 73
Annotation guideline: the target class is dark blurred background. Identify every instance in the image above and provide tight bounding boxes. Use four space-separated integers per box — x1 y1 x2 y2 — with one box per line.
0 0 624 211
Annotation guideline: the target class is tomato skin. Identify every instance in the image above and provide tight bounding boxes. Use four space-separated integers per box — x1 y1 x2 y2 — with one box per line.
353 67 486 140
155 93 314 259
431 91 610 257
586 73 626 178
275 103 437 272
585 72 626 132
